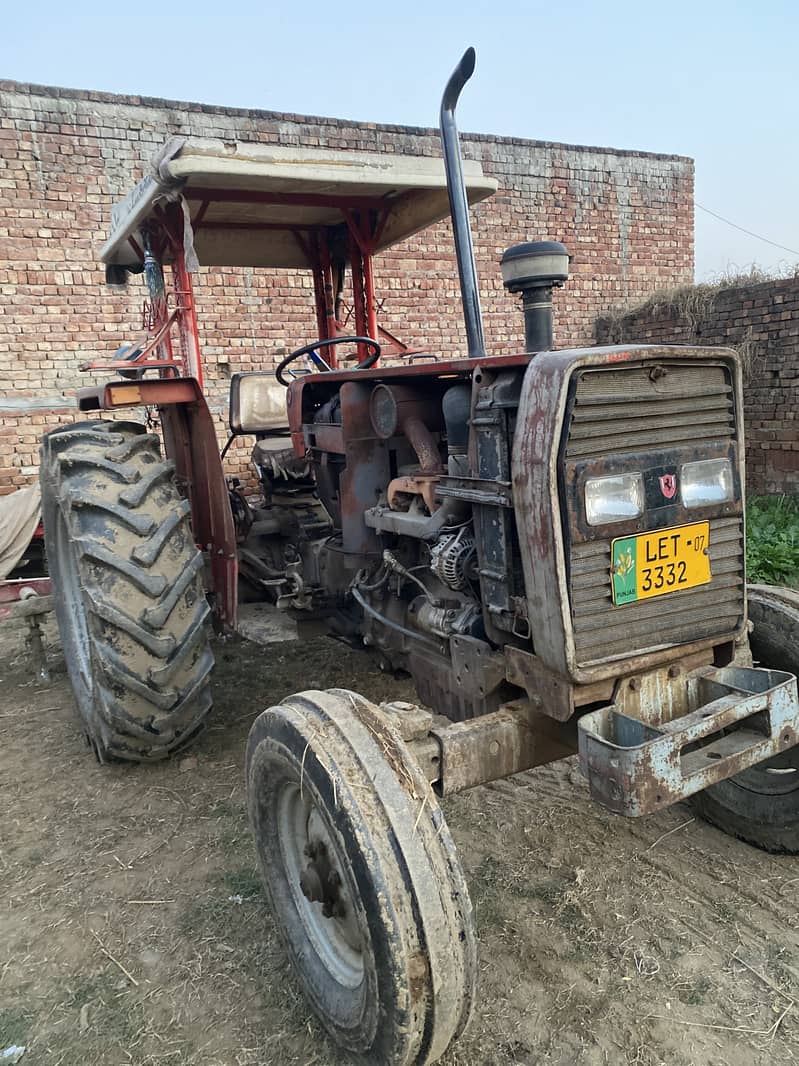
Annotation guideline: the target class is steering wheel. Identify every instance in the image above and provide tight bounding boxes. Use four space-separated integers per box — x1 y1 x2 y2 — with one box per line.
275 336 381 387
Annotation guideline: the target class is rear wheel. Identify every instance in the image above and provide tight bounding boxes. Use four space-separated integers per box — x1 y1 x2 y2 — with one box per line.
40 420 214 761
245 688 476 1065
691 584 799 853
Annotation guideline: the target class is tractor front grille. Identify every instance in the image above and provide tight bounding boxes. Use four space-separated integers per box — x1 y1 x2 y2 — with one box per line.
564 361 743 666
565 363 735 459
570 517 744 664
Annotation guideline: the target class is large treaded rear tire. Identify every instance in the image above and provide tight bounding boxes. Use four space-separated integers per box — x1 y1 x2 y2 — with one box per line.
690 584 799 853
40 419 214 761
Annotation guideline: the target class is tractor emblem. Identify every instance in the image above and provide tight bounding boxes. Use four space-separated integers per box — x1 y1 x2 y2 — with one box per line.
659 473 677 499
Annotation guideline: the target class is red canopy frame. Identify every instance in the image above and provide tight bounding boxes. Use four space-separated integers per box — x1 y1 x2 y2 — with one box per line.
85 188 415 382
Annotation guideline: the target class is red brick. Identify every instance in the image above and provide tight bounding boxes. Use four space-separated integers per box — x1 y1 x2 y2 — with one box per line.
0 79 694 490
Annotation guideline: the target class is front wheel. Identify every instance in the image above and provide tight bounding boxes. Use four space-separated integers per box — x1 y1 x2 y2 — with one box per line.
245 688 476 1065
691 584 799 853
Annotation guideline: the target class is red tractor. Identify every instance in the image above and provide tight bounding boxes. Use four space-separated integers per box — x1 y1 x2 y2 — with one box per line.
41 51 799 1065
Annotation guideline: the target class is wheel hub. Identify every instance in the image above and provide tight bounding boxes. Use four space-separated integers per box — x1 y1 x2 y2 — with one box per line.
300 840 346 919
277 784 364 986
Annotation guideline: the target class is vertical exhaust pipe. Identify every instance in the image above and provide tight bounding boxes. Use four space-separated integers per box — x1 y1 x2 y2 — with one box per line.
440 48 486 360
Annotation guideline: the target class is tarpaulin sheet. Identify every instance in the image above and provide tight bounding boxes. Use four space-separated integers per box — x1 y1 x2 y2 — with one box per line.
0 485 41 579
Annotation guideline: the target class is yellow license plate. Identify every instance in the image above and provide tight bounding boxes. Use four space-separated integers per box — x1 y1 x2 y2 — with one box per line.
610 522 711 606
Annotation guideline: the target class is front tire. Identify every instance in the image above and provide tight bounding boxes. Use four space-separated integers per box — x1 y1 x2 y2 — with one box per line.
691 584 799 853
40 420 214 761
246 688 476 1065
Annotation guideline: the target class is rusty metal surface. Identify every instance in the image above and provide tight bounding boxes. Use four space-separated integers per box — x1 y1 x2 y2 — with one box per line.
379 701 444 784
365 383 444 472
336 382 389 556
510 344 745 684
407 644 508 723
368 383 442 439
428 699 577 795
435 475 513 509
601 653 718 727
0 578 52 621
578 664 799 816
390 633 511 724
469 367 527 644
504 645 717 722
379 694 578 793
379 700 440 741
387 475 439 514
564 363 736 463
560 361 745 667
504 645 581 721
77 378 205 412
305 423 345 454
450 634 508 698
158 382 238 629
403 415 443 473
286 351 536 458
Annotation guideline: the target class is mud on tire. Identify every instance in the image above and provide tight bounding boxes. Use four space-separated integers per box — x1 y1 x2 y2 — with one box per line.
246 688 476 1065
40 419 214 761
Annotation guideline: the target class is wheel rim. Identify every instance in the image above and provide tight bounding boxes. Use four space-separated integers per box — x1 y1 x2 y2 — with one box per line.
276 782 364 990
54 508 93 703
730 748 799 796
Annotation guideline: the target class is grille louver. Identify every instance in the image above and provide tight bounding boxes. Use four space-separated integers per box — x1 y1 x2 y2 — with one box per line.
565 364 735 460
570 517 744 664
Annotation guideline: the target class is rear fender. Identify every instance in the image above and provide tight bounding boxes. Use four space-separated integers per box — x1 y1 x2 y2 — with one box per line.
76 377 237 628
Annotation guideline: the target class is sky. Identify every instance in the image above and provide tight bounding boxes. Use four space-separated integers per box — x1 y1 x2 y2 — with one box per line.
2 0 797 282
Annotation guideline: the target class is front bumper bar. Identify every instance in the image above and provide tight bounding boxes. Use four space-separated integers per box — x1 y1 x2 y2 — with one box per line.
578 665 799 817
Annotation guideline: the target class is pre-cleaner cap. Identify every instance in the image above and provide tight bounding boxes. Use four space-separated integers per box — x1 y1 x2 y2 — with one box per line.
500 240 570 292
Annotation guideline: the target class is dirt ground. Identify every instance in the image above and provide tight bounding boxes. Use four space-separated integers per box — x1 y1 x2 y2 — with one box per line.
2 617 799 1066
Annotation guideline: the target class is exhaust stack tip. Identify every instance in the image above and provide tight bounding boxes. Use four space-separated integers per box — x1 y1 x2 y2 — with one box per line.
501 241 570 354
440 48 486 360
441 49 476 114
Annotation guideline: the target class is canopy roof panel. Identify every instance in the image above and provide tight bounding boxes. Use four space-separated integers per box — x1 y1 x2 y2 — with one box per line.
100 137 497 270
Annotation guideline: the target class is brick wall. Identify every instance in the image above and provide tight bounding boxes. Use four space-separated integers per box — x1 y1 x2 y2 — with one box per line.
0 79 695 493
595 276 799 495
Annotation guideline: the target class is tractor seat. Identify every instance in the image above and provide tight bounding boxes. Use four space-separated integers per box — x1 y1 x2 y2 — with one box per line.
229 372 291 437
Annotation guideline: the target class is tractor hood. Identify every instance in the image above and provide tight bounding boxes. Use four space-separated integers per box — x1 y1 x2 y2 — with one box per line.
99 136 497 271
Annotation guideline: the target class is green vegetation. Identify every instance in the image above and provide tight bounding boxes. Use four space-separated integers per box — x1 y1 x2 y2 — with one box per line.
746 495 799 586
600 264 799 343
225 865 263 898
0 1007 31 1048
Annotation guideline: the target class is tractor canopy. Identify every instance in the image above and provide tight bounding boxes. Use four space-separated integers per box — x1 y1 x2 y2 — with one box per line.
100 136 497 271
